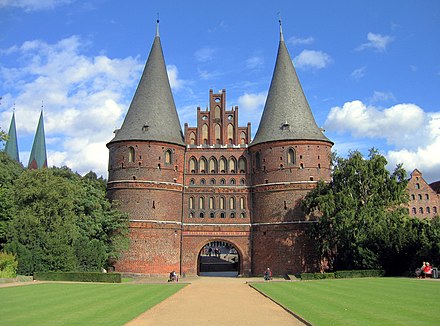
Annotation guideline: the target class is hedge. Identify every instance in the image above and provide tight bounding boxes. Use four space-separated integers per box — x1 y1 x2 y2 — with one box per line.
0 252 18 278
33 272 121 283
301 269 384 280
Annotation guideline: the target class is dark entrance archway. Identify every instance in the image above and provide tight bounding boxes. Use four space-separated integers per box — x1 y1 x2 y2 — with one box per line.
197 240 240 276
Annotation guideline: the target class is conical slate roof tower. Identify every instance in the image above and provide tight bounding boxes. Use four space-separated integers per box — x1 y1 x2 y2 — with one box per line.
5 112 20 162
28 111 47 169
251 22 331 146
109 22 184 146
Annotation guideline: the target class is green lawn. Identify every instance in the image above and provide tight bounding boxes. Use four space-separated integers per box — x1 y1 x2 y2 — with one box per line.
251 278 440 325
1 282 186 325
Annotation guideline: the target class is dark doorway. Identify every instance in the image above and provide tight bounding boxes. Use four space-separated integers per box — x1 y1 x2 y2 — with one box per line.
198 241 240 277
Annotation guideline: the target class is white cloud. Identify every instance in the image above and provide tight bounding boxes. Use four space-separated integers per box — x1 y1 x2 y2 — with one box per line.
245 56 264 70
369 91 396 103
0 0 71 11
325 100 440 181
288 36 314 45
194 47 216 62
237 92 266 129
166 64 188 91
293 50 332 69
351 66 366 80
0 36 143 177
356 32 393 52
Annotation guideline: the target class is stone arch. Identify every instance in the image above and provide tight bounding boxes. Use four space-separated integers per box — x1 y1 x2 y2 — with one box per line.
197 239 242 276
189 156 197 173
229 156 237 173
219 156 227 173
209 156 218 173
200 156 208 173
238 156 246 173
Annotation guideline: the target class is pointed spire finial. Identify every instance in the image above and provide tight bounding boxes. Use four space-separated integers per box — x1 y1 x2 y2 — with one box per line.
278 13 284 42
156 13 160 37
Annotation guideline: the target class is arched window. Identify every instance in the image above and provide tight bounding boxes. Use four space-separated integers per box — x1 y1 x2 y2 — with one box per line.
240 178 246 185
128 147 135 163
220 212 225 218
240 197 245 209
209 197 215 209
189 157 197 173
215 106 221 119
411 194 415 200
229 157 237 173
412 207 416 214
426 194 429 200
427 207 431 214
199 197 205 210
240 131 246 144
165 150 172 164
238 157 246 173
189 212 194 218
200 212 204 218
202 124 209 144
209 157 218 173
416 183 420 189
190 179 195 185
219 197 225 210
190 132 196 145
210 179 216 185
255 152 261 170
219 157 227 173
210 212 215 218
200 157 207 173
227 124 234 144
287 148 295 165
215 124 221 144
200 179 206 185
189 197 194 209
419 207 423 214
229 197 236 210
230 179 236 185
418 194 422 200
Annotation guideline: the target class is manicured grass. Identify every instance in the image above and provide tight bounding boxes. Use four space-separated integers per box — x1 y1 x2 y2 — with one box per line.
251 278 440 325
0 282 186 325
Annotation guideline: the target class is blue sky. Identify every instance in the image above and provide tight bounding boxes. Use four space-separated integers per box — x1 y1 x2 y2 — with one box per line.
0 0 439 182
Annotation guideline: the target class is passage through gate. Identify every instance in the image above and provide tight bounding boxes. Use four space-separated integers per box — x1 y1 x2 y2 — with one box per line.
198 241 240 276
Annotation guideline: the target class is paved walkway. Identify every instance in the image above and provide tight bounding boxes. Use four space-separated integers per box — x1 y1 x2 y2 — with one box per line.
126 277 304 326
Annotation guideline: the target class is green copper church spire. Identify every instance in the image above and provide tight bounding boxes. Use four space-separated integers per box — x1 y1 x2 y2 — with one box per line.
28 110 47 169
5 111 20 162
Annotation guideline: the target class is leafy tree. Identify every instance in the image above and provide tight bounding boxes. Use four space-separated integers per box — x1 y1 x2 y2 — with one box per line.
303 149 409 273
4 167 128 275
0 152 24 248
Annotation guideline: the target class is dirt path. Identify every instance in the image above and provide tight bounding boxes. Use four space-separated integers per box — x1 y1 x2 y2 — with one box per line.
126 277 304 326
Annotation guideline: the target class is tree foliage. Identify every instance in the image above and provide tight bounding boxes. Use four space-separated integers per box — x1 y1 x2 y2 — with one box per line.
303 149 440 275
1 164 128 275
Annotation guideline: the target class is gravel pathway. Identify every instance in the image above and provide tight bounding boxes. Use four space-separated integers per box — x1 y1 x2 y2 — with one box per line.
126 277 304 326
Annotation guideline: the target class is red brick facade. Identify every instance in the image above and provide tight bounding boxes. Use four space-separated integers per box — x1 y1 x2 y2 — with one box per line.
108 90 333 276
406 169 440 218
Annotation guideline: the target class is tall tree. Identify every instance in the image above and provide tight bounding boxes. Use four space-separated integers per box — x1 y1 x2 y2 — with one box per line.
4 167 128 275
302 149 409 272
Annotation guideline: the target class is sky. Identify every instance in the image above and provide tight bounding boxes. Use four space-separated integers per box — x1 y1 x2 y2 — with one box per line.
0 0 439 182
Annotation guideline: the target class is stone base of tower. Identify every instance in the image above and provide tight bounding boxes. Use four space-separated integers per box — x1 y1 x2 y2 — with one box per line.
251 223 319 276
114 221 181 275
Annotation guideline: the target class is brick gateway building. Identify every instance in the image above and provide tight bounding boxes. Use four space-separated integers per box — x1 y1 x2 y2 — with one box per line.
107 22 333 276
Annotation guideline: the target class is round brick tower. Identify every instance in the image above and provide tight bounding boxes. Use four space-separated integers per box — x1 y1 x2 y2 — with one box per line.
249 22 333 275
107 23 185 275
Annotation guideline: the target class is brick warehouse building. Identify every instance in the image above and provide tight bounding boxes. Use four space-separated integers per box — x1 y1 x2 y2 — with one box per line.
106 22 333 276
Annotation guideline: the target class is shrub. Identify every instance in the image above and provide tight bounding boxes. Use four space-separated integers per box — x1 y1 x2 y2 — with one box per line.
334 269 385 278
301 272 335 280
0 252 18 278
33 272 121 283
